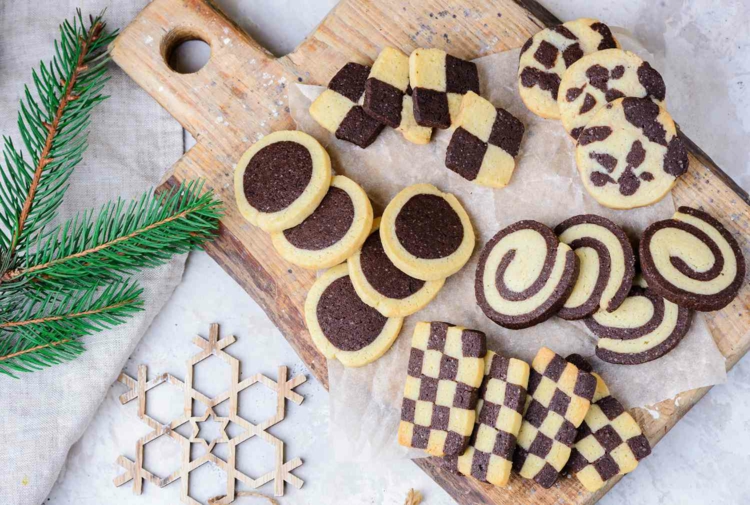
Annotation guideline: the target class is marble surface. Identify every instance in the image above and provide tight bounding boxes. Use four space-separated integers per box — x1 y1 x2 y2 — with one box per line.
48 1 750 504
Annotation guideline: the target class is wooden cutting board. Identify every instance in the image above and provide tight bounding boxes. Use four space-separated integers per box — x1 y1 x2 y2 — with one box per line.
110 0 750 503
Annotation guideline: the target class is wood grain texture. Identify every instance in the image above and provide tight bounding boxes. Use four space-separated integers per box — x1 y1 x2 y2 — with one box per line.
111 1 750 503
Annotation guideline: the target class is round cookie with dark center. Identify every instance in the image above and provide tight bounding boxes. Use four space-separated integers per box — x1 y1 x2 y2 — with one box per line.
575 97 688 209
304 264 403 367
271 176 373 270
559 49 666 140
476 220 579 329
555 214 635 319
348 218 445 317
585 277 692 365
518 18 619 119
234 130 332 232
639 206 745 311
380 184 475 281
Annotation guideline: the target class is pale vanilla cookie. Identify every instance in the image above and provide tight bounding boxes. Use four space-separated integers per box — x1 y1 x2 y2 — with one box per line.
518 18 619 119
476 220 578 329
409 48 480 129
398 322 487 457
380 184 475 281
443 351 529 487
309 62 384 148
640 206 745 311
271 176 373 269
554 214 635 320
512 347 596 489
304 264 403 367
559 49 666 140
445 91 525 188
348 218 444 318
567 371 651 492
576 97 688 209
234 130 332 232
363 47 433 144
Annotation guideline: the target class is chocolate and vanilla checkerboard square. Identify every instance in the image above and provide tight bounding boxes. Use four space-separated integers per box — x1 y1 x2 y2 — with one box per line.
512 347 596 488
398 321 487 457
408 48 480 129
309 62 385 148
443 351 530 486
567 372 651 492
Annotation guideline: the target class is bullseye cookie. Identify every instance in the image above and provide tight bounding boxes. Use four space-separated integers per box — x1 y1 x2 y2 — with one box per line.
309 62 385 148
234 130 332 232
409 48 480 129
585 278 692 365
271 176 373 270
576 97 688 209
639 206 745 311
445 91 525 188
305 264 403 367
348 218 444 318
559 49 666 140
518 18 619 119
380 184 475 281
554 215 635 320
475 221 578 329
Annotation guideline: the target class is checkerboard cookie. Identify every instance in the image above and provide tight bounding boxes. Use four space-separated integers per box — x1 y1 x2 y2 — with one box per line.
568 372 651 492
309 62 385 148
348 218 445 318
380 184 475 281
445 92 525 188
234 130 332 232
398 322 487 457
512 347 596 488
443 351 529 486
409 48 480 129
304 264 403 367
640 206 745 311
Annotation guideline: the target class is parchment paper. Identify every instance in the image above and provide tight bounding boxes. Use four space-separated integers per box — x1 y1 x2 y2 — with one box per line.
289 46 727 462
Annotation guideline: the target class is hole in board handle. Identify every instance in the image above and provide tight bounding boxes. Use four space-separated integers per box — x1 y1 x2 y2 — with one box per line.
162 28 211 74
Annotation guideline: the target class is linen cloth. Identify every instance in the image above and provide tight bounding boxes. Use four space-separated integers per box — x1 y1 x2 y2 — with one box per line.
0 1 184 504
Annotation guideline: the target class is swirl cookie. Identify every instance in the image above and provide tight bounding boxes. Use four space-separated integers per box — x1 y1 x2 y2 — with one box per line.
398 322 487 457
234 130 332 232
348 218 444 318
363 47 433 144
271 176 373 269
640 206 745 311
304 264 403 367
380 184 475 281
518 18 619 119
476 221 578 329
445 91 525 188
559 49 666 140
409 48 480 129
309 62 385 148
555 215 635 320
576 97 689 209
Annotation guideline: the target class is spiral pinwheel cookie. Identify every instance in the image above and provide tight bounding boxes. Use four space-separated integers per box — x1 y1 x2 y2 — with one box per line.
445 91 525 188
234 130 332 232
476 221 578 329
639 206 745 311
409 48 480 129
559 49 666 140
271 176 373 270
309 62 385 148
554 215 635 320
304 264 403 367
576 97 688 209
381 184 475 281
348 218 444 318
398 322 487 457
518 18 619 119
